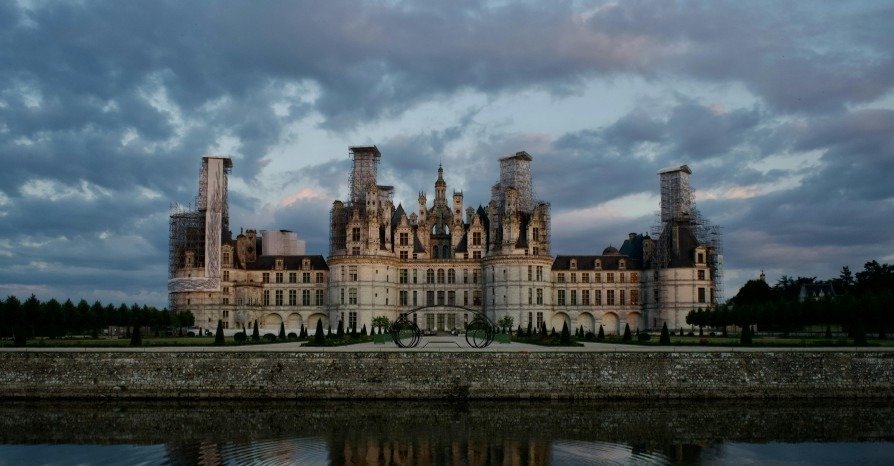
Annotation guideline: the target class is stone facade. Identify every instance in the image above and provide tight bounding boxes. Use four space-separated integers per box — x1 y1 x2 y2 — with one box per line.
169 148 719 334
1 350 892 399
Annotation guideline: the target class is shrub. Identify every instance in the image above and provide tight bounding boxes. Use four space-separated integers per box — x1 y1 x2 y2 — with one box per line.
252 321 260 341
659 322 671 345
287 332 298 340
687 331 695 337
622 324 632 342
637 331 651 342
263 333 277 342
278 322 286 340
187 331 196 337
361 324 367 336
233 332 247 343
560 321 571 345
597 325 605 340
214 320 225 346
314 319 325 345
584 331 595 341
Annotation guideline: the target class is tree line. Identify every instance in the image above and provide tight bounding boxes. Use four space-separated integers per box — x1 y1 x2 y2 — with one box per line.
687 261 894 336
1 295 195 345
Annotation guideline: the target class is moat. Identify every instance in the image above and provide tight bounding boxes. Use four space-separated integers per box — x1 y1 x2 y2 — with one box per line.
1 399 892 465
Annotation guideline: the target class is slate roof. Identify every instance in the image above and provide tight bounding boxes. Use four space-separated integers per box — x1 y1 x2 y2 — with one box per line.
245 255 329 271
551 255 641 271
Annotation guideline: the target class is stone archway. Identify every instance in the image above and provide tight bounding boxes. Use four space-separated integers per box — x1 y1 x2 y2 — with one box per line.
550 312 571 333
263 313 283 331
307 313 329 334
602 312 619 335
287 312 302 331
577 312 596 334
626 311 643 332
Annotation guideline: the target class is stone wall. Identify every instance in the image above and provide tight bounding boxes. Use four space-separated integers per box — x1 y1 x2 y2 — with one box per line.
0 351 892 399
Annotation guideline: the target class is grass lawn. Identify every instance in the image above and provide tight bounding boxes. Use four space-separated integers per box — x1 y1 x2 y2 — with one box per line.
587 335 894 347
0 336 302 348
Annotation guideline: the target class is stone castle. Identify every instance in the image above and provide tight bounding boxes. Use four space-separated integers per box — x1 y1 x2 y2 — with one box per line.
168 147 721 335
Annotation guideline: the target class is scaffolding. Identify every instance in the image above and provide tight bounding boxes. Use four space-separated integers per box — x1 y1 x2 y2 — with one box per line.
658 165 692 224
168 156 232 310
349 146 381 204
495 151 535 213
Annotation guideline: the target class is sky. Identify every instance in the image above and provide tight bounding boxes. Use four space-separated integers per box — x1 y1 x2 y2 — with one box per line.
1 0 893 308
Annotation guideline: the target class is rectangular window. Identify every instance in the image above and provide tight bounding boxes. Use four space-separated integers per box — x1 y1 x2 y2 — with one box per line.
607 273 615 283
413 269 418 284
301 272 310 283
630 289 639 306
698 270 706 280
223 298 229 305
262 273 270 283
288 272 296 283
536 312 544 328
698 287 706 303
594 290 602 306
595 273 602 284
606 290 615 306
464 290 469 306
288 289 297 306
536 288 543 305
315 289 325 306
619 289 626 305
399 232 409 246
340 288 345 304
352 227 361 242
570 290 577 305
399 269 408 284
275 289 283 306
557 273 565 283
581 273 589 283
447 269 456 284
630 272 638 283
302 289 311 306
400 250 408 260
557 290 566 306
473 290 481 306
571 273 577 283
536 266 543 281
351 247 360 255
400 290 408 306
447 291 455 306
532 227 540 242
619 273 626 283
473 270 479 284
426 291 435 306
349 266 358 281
697 252 705 264
472 231 482 246
316 272 324 283
413 290 418 306
528 288 533 305
275 273 283 284
463 269 469 284
223 270 230 281
349 288 357 305
437 291 445 305
528 265 533 281
472 251 481 259
349 311 357 330
582 290 590 305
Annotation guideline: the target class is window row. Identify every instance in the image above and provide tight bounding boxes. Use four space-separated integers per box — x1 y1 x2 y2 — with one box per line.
555 289 640 306
259 272 325 284
262 289 326 306
556 272 638 284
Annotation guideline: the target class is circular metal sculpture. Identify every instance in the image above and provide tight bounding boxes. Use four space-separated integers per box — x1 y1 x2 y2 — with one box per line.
390 315 422 348
465 314 496 348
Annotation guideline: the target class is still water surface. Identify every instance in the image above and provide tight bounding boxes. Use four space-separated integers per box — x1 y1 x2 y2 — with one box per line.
0 400 892 465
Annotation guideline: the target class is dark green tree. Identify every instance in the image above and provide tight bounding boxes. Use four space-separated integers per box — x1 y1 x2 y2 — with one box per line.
252 321 260 341
314 319 325 345
622 323 632 342
740 325 752 345
337 320 344 338
560 321 571 345
361 324 367 336
659 322 671 345
279 321 286 340
597 325 605 340
130 324 142 346
526 320 533 337
214 320 225 345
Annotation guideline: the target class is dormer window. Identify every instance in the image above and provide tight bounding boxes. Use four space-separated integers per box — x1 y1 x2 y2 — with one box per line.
302 258 311 270
570 259 577 270
594 259 601 270
619 259 626 270
275 258 284 270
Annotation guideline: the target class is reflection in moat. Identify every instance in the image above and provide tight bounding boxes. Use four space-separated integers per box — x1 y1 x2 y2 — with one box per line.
0 399 892 465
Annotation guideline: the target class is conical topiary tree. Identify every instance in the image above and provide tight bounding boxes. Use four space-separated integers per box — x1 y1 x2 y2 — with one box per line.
622 323 632 342
252 321 260 341
560 321 571 345
597 325 605 340
314 319 325 345
540 322 547 337
659 322 671 345
361 324 367 336
130 325 142 346
350 323 357 338
214 320 225 345
337 320 344 338
527 320 533 337
278 321 286 340
679 327 684 337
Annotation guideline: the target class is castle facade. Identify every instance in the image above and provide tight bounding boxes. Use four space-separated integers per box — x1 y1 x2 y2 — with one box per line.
169 148 720 336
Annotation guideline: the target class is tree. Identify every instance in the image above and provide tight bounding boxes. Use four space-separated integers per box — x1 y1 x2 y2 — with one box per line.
372 316 391 334
622 323 632 342
526 320 533 337
497 315 514 333
314 319 325 345
361 324 367 336
560 321 571 345
659 322 671 345
214 320 225 345
739 325 752 345
252 321 260 341
279 321 286 340
130 324 142 346
337 320 344 338
597 325 604 340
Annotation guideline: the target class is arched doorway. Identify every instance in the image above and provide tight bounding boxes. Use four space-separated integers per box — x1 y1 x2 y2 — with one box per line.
626 311 643 332
550 312 571 333
602 312 619 335
263 313 283 331
577 312 595 334
287 313 302 331
307 313 329 334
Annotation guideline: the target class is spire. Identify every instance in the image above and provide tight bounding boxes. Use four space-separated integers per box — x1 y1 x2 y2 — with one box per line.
435 164 446 188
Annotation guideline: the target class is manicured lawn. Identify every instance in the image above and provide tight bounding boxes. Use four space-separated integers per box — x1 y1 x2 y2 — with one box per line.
0 336 300 348
587 335 894 347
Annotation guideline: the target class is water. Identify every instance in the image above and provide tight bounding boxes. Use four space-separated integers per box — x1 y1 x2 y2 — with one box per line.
0 400 891 465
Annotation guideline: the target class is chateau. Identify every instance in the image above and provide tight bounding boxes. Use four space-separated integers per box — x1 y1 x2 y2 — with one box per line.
168 148 721 336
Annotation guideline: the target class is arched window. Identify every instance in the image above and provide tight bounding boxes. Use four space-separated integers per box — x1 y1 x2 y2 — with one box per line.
426 269 435 284
447 269 456 284
437 269 445 284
